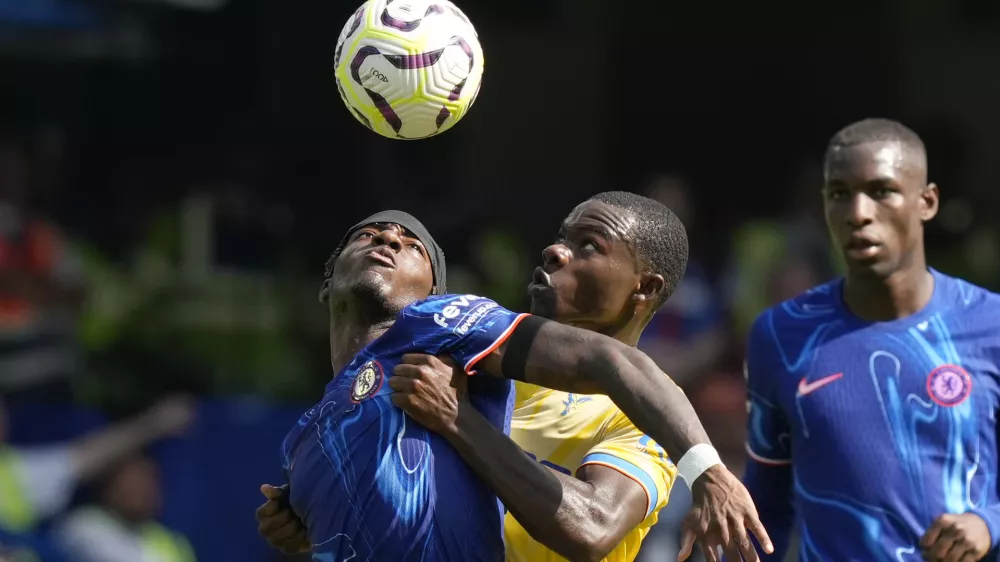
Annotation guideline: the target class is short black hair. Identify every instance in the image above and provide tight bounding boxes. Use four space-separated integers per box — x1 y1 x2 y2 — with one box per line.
590 191 689 309
826 118 926 163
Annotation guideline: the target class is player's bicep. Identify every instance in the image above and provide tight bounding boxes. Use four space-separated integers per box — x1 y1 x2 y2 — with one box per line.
477 315 617 394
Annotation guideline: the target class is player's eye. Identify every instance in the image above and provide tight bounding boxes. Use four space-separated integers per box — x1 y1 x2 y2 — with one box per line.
357 231 374 240
871 188 893 199
580 240 599 252
825 188 848 201
408 242 423 252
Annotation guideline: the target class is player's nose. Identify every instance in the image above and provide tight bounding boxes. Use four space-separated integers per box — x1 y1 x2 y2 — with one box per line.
541 243 571 271
373 226 404 251
845 192 876 227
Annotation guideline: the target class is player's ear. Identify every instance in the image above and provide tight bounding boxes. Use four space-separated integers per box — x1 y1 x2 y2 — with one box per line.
319 279 331 304
633 272 665 306
920 182 940 222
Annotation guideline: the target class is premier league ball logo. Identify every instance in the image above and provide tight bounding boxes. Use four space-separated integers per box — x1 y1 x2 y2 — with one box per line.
926 364 972 407
351 360 384 402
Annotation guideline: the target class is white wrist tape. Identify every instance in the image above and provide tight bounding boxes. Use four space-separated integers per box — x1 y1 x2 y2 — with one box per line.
677 443 723 489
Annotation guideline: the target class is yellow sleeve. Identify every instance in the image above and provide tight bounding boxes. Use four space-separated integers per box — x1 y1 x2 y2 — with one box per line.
577 411 676 519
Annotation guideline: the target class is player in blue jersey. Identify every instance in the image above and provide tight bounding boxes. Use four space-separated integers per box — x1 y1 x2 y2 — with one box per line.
277 210 515 561
743 118 1000 562
263 206 771 562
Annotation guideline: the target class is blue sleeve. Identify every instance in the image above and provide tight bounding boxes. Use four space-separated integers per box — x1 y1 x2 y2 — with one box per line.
971 305 1000 552
743 311 795 560
970 504 1000 551
401 294 529 375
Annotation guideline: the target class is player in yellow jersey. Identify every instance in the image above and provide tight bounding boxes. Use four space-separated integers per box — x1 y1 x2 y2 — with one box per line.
390 191 686 562
498 384 675 562
256 192 767 561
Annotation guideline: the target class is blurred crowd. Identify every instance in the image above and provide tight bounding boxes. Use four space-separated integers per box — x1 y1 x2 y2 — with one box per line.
1 121 998 561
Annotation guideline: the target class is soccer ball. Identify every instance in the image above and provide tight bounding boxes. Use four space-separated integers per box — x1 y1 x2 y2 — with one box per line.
334 0 484 140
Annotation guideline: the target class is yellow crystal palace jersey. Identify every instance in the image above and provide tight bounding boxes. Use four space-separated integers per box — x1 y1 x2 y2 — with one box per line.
504 382 677 562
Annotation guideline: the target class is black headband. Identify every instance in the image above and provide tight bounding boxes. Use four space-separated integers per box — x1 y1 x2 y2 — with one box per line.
327 210 447 294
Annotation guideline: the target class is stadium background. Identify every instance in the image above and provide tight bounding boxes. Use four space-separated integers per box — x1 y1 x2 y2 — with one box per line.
1 0 999 560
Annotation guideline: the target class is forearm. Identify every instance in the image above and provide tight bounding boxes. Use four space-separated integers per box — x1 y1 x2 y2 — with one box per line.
560 344 711 466
444 403 615 561
504 321 713 464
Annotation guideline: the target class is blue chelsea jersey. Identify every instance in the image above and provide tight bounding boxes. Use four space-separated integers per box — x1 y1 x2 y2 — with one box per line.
744 270 1000 561
281 294 528 562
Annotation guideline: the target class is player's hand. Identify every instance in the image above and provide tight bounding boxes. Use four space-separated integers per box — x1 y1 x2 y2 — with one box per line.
920 513 991 562
256 484 310 555
679 465 773 562
389 353 468 435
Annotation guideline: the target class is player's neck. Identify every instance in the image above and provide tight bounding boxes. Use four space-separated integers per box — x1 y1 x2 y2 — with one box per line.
842 264 934 322
329 321 393 373
328 300 396 373
592 315 647 348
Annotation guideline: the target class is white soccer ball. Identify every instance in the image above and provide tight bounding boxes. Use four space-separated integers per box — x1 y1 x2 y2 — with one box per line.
334 0 484 140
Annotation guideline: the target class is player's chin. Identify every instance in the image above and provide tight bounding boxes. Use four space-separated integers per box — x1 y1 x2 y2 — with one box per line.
529 293 557 319
845 256 896 278
350 269 394 298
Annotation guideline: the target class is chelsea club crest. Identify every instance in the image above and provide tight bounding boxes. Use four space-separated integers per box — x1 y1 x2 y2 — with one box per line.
351 360 384 403
926 364 972 407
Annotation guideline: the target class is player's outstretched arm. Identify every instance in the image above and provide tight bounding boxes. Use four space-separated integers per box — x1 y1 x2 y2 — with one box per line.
391 354 650 562
741 314 797 560
477 316 706 463
475 316 774 561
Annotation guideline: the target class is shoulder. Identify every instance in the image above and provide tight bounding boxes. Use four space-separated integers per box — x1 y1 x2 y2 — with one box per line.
582 408 674 515
396 295 527 364
746 280 843 384
749 279 842 344
934 273 1000 355
588 406 659 455
936 271 1000 313
401 294 502 323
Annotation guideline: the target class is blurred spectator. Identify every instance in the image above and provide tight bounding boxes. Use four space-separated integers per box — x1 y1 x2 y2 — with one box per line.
0 137 84 400
721 162 835 336
56 453 195 562
767 256 822 305
0 396 193 536
637 175 727 387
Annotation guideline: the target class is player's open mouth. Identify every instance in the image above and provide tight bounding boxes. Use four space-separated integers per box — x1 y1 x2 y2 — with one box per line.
364 249 396 268
845 237 881 260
